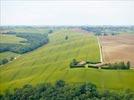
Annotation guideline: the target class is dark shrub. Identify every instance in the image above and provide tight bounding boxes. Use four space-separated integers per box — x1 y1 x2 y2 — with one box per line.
2 59 8 64
55 80 65 88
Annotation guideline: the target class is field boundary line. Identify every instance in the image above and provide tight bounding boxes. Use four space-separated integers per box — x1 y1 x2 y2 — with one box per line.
97 36 103 63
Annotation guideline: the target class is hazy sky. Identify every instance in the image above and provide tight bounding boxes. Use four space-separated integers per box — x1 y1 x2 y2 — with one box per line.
1 0 134 26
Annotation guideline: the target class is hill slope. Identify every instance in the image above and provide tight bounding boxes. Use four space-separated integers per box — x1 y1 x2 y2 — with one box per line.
0 34 26 44
0 29 134 92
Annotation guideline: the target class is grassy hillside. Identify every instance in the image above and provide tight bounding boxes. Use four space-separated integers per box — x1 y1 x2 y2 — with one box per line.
0 27 51 34
0 29 134 93
0 34 24 60
0 52 20 60
0 34 26 44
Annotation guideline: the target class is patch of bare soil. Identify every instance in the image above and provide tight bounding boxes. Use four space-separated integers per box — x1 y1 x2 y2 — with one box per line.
99 34 134 68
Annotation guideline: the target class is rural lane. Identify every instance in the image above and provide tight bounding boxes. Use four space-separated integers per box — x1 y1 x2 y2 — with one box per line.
97 36 103 63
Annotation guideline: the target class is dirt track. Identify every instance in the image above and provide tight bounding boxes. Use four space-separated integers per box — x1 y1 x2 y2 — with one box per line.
99 34 134 68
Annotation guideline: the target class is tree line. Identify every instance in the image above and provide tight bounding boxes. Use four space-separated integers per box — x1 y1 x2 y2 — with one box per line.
0 32 49 54
81 26 134 36
0 80 134 100
102 61 130 70
70 59 130 70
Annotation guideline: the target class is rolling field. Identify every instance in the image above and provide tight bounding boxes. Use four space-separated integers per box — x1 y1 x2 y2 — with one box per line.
0 34 26 44
0 34 25 60
0 27 52 34
0 52 20 60
0 29 134 93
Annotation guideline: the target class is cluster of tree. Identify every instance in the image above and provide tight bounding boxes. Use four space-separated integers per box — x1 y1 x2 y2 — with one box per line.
81 26 134 36
70 59 79 67
70 59 85 68
0 57 14 65
103 61 130 70
0 80 134 100
0 32 49 54
70 59 102 68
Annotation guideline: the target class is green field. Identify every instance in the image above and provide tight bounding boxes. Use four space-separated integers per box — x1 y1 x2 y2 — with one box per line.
0 29 134 93
0 34 26 44
0 34 26 59
1 27 51 34
0 34 24 60
0 52 20 60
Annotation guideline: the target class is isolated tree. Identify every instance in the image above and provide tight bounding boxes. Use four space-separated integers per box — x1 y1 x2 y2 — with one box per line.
127 61 130 69
72 59 78 66
10 57 14 61
65 36 68 40
111 33 115 36
48 30 53 34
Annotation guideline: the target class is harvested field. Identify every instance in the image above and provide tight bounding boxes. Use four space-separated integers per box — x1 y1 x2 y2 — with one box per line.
99 34 134 68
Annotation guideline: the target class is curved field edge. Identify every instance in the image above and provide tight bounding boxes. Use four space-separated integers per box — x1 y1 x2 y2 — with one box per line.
0 29 134 93
0 52 20 60
0 34 26 44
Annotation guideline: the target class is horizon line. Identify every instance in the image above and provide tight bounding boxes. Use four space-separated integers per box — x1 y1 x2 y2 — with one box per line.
1 25 134 27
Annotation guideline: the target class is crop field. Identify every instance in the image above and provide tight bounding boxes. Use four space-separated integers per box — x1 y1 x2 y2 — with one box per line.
0 34 26 44
99 34 134 68
0 29 134 93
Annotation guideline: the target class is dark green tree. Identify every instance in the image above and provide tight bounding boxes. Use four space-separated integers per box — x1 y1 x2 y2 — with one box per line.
55 80 65 88
65 36 68 40
48 30 53 34
2 59 8 64
10 57 14 61
127 61 130 69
